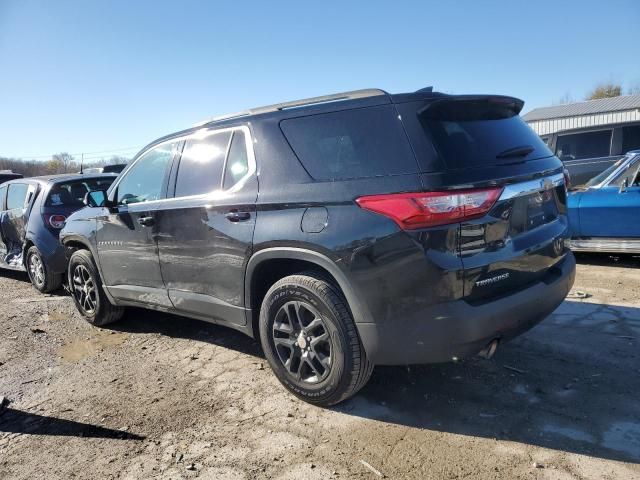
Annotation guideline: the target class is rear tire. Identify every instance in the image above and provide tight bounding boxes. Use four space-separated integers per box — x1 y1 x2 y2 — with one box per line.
68 249 124 326
259 272 373 406
26 246 62 293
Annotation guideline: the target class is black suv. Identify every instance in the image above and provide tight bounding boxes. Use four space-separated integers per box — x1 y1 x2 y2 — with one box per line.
60 88 575 406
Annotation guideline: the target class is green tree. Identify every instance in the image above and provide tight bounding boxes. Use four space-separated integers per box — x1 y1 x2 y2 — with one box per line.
586 83 622 100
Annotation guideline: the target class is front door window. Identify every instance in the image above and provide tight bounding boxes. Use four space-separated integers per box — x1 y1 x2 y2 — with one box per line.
116 142 178 205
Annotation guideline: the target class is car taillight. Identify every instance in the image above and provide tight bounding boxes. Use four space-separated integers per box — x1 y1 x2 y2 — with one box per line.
355 188 503 230
45 214 67 229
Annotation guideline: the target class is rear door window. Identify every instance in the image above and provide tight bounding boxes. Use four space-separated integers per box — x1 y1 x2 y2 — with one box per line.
6 183 29 210
280 105 417 180
46 178 116 207
556 130 612 161
175 131 231 197
0 186 6 210
420 99 552 170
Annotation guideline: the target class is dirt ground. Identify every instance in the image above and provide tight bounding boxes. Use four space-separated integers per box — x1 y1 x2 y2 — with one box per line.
1 253 639 480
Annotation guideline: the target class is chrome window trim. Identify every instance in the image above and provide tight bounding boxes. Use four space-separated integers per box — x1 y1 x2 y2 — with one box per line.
581 152 640 189
499 173 564 201
600 153 640 188
108 125 256 206
171 125 256 201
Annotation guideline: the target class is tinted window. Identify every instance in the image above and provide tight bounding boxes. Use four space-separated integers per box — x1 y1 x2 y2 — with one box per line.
175 131 231 197
102 164 126 173
421 100 552 169
7 183 29 210
556 130 611 161
622 125 640 153
223 130 249 189
0 186 6 210
280 105 417 180
117 142 176 205
46 178 116 207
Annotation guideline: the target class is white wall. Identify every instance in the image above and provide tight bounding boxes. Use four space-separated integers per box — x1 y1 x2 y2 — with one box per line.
526 109 640 136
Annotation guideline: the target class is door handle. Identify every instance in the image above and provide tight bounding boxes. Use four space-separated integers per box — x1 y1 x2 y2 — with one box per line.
138 216 155 227
225 210 251 222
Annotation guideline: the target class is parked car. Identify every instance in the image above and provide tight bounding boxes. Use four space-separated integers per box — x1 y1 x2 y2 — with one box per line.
0 173 117 291
541 122 640 187
81 164 127 175
567 150 640 253
0 171 23 185
60 88 575 406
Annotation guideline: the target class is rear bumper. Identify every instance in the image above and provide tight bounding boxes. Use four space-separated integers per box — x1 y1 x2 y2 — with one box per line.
357 251 576 365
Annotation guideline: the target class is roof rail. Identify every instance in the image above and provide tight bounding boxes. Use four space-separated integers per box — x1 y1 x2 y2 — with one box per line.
194 88 388 127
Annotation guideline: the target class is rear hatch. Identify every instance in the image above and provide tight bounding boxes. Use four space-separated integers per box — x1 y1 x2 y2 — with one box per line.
42 177 116 234
399 96 569 302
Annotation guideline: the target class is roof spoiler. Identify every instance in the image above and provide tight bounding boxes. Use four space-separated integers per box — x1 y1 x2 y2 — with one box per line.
418 95 525 117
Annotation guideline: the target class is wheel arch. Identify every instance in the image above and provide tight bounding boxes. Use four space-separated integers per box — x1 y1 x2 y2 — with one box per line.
21 239 35 267
244 247 372 338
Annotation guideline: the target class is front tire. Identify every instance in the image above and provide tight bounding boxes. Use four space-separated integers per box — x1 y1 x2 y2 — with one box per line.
68 249 124 326
26 246 62 293
259 273 373 406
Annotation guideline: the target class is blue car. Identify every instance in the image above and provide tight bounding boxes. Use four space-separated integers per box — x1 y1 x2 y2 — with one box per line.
0 174 117 292
568 150 640 253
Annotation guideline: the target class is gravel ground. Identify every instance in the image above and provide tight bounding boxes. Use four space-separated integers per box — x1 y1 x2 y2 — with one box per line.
0 254 639 479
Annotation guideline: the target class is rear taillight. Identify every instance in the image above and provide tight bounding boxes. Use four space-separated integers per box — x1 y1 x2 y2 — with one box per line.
356 188 503 230
45 214 67 229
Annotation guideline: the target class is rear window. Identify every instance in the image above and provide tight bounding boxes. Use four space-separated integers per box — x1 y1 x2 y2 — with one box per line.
421 99 552 169
46 178 115 207
280 105 417 180
556 130 612 161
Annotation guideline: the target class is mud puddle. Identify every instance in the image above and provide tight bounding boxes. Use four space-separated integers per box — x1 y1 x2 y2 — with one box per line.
59 330 128 363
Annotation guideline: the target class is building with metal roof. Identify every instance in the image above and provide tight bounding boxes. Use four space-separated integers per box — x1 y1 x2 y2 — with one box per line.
523 94 640 136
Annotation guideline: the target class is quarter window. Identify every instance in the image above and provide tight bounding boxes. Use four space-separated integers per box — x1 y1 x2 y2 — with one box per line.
280 105 417 180
175 131 231 198
117 142 177 205
556 130 612 161
6 183 29 210
223 131 249 189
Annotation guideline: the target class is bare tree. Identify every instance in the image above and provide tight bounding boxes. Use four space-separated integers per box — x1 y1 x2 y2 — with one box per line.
586 83 622 100
51 152 75 173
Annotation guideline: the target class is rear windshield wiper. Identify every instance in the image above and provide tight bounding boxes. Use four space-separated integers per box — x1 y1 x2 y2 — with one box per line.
496 145 534 159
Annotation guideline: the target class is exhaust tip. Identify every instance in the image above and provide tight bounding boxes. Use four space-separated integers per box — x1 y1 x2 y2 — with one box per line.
478 339 499 359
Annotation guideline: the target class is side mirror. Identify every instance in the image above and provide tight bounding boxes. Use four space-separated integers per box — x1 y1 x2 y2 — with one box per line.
619 177 629 194
84 190 109 207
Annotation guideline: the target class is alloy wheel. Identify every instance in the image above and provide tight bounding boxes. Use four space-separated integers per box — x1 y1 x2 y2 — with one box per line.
272 301 333 384
72 264 97 314
28 253 45 288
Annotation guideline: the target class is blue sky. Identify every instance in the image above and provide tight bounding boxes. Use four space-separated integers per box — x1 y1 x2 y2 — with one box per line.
1 0 639 160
